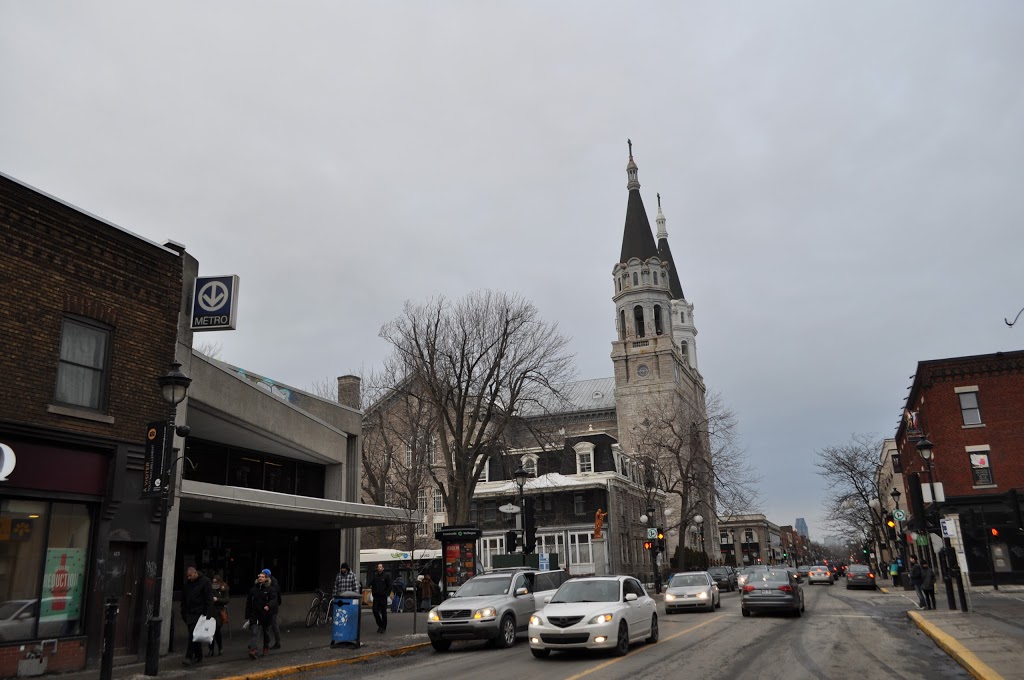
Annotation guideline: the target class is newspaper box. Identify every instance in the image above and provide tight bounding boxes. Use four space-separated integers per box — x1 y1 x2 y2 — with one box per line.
330 592 361 648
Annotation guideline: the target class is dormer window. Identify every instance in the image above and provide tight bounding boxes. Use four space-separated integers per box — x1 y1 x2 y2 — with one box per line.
573 442 595 474
522 454 538 477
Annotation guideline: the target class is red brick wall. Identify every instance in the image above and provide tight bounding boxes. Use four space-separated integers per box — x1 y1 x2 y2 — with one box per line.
0 175 181 441
0 638 86 677
898 353 1024 497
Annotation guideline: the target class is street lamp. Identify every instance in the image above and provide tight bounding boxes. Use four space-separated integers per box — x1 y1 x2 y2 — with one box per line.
693 515 705 569
728 529 736 567
916 439 967 609
146 362 191 676
513 465 529 560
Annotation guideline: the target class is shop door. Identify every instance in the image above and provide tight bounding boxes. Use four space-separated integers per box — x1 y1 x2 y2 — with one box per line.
109 542 144 653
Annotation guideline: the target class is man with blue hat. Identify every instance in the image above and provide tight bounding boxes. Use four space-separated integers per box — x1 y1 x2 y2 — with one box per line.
261 568 283 649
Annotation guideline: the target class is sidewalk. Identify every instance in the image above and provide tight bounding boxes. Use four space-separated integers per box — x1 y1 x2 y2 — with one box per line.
879 579 1024 680
67 607 432 680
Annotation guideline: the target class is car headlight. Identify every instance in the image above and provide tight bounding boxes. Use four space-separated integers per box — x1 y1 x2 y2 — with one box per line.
588 613 614 625
427 608 440 622
664 593 676 601
473 607 497 620
696 591 708 600
529 614 544 626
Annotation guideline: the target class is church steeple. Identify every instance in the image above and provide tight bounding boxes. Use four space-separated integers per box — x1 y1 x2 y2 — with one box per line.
655 195 685 300
620 140 659 263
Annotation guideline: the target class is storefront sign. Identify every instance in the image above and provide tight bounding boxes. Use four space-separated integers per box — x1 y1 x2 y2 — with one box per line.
191 275 240 331
142 422 167 498
0 443 17 481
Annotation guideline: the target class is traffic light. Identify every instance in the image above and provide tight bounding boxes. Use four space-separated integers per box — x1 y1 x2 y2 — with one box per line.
991 527 1000 538
505 530 518 553
657 530 666 553
523 499 537 554
643 540 654 551
782 552 788 559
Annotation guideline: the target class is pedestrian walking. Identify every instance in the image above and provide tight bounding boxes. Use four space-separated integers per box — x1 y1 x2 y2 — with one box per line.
418 574 436 612
368 563 391 633
245 571 279 659
209 574 229 657
908 555 925 609
180 566 214 666
921 561 937 610
333 562 360 597
390 576 406 613
261 569 283 649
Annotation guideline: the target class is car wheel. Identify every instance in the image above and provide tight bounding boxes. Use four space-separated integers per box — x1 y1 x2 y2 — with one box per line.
794 605 802 618
431 640 452 652
741 608 750 617
715 594 722 609
801 597 805 612
531 648 550 659
496 615 517 649
614 621 630 657
646 614 659 643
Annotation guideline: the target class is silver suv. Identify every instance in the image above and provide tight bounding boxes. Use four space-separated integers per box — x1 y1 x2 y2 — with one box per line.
427 570 568 652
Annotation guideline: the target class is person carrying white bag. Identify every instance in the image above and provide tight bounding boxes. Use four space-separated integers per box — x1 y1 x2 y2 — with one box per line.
181 566 215 666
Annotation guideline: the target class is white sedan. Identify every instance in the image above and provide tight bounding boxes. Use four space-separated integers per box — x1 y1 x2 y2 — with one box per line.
528 576 658 658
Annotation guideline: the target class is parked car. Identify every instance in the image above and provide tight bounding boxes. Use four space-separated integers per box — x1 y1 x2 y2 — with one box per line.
796 565 811 578
707 566 738 592
741 568 805 617
736 565 769 589
845 564 877 590
664 571 720 613
527 575 658 658
807 565 834 585
0 600 37 642
426 569 567 652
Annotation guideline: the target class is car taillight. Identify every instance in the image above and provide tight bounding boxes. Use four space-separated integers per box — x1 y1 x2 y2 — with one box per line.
868 573 874 578
778 585 793 593
743 585 755 593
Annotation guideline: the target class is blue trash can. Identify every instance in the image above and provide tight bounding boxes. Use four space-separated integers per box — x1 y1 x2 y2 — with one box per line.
330 592 361 648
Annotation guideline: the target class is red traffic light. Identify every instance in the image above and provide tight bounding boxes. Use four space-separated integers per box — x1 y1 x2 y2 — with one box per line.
643 541 654 550
991 528 999 537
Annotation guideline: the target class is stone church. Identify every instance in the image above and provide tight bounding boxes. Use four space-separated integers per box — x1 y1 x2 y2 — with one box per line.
363 144 716 578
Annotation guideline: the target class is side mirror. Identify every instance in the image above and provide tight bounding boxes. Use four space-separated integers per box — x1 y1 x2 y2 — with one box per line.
625 593 638 602
543 595 552 604
515 587 529 596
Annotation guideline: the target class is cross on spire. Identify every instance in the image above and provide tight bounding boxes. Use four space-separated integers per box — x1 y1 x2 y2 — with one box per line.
628 138 633 158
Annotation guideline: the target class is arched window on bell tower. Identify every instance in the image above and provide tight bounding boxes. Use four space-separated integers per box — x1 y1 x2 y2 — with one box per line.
633 305 645 338
632 272 638 286
619 310 626 340
654 305 663 335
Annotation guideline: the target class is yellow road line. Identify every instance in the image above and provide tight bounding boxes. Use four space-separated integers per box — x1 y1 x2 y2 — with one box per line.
562 616 724 680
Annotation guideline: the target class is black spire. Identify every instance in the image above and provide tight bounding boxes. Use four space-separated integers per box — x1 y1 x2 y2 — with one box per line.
655 195 685 300
620 140 659 263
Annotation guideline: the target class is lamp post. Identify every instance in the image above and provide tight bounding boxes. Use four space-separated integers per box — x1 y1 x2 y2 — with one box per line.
513 465 529 564
728 529 736 567
916 439 967 609
146 362 191 676
890 487 907 585
693 515 706 569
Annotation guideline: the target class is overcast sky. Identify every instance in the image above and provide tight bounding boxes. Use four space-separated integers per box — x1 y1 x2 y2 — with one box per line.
3 1 1023 541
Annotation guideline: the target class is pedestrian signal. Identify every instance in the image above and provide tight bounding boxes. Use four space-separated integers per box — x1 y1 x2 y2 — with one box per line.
644 540 654 551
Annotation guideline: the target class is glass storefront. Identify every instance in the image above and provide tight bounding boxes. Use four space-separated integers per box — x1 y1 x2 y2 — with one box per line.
0 499 92 641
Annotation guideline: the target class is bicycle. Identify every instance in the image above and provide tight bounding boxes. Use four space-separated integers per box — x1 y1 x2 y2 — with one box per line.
305 588 330 627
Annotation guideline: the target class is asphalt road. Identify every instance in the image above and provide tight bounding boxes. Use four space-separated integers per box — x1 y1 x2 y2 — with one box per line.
308 583 970 680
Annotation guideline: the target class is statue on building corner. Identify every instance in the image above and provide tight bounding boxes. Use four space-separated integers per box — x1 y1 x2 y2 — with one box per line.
594 508 608 539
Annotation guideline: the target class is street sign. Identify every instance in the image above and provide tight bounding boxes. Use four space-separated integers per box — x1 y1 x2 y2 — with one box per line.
915 534 929 546
499 504 520 514
646 527 658 539
142 421 167 498
892 509 906 521
940 518 958 538
191 275 240 331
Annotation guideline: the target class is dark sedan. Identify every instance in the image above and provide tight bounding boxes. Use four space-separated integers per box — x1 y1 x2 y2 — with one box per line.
741 568 804 617
707 566 737 592
845 564 877 590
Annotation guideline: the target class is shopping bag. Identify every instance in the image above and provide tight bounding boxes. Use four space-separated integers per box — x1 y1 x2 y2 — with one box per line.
192 615 216 644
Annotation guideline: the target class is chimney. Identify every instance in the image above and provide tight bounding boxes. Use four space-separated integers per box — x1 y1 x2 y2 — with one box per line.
336 375 361 409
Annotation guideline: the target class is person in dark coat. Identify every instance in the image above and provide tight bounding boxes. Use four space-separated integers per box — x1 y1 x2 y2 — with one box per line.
245 571 279 659
909 555 925 609
921 561 937 610
209 574 230 657
368 563 391 633
261 568 283 649
180 566 214 666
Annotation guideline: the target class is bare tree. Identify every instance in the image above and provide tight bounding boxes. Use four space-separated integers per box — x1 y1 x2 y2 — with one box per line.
193 340 223 359
815 433 885 541
631 389 760 534
378 290 575 524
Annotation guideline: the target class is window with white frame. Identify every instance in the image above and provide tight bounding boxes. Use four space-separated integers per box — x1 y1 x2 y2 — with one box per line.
720 531 729 544
417 489 427 513
956 386 982 425
574 493 585 516
574 442 595 474
569 532 593 566
433 488 443 513
476 456 489 483
433 521 444 535
416 520 428 537
744 529 755 544
522 454 538 477
480 536 505 571
55 317 112 411
537 533 564 561
967 445 995 486
405 443 413 468
425 436 436 464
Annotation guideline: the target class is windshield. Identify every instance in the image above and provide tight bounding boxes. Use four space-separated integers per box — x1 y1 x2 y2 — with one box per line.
669 574 708 587
550 580 619 603
848 565 870 573
747 569 791 584
740 567 767 575
454 576 511 597
708 568 728 575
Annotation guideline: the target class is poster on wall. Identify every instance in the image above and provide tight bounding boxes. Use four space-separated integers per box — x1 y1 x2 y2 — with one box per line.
40 548 87 631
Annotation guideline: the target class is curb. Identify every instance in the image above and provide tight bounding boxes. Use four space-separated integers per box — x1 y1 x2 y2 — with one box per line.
907 611 1004 680
215 642 431 680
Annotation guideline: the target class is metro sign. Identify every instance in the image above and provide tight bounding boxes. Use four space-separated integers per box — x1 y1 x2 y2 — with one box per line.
191 275 240 331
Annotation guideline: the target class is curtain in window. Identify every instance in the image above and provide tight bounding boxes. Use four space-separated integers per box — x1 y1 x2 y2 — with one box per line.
56 322 107 409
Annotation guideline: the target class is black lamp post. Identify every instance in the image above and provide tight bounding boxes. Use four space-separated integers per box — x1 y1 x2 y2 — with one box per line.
916 439 967 609
728 529 736 567
513 465 529 563
146 362 191 676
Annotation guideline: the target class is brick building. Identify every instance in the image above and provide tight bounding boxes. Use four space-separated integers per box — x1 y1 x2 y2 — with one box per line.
0 172 182 674
896 350 1024 585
